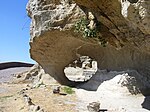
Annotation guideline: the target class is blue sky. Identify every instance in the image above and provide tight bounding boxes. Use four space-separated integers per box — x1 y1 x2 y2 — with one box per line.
0 0 35 63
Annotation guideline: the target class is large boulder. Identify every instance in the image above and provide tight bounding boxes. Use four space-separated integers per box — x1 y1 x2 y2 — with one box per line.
26 0 150 85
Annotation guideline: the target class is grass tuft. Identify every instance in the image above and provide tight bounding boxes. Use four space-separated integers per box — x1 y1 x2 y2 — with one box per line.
62 86 75 94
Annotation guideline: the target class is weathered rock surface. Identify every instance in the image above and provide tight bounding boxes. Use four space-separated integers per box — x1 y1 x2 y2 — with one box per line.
78 69 150 95
87 102 100 112
27 0 150 85
76 69 150 112
14 64 56 86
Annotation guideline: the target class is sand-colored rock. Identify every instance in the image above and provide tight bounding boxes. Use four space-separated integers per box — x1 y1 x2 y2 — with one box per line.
15 64 57 87
27 0 150 85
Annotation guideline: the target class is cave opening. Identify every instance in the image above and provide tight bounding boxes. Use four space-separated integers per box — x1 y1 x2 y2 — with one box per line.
64 56 98 82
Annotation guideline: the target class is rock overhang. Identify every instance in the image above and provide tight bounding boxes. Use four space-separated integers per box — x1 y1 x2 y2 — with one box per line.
27 0 150 85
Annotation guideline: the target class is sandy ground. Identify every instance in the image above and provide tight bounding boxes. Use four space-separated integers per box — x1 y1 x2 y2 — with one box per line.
0 83 77 112
0 67 150 112
0 67 30 112
0 67 77 112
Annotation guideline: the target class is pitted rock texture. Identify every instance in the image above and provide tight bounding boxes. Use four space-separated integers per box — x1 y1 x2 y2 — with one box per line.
27 0 85 40
27 0 150 85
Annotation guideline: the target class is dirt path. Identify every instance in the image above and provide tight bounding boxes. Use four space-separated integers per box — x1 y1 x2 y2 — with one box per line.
0 83 77 112
1 67 150 112
0 67 77 112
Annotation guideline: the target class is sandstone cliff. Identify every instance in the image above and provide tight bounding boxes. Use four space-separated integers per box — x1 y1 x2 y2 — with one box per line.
26 0 150 85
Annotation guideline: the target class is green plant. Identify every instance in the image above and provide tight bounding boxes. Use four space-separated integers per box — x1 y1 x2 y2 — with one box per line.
83 28 97 38
62 86 75 94
74 18 107 47
74 18 97 38
74 18 88 32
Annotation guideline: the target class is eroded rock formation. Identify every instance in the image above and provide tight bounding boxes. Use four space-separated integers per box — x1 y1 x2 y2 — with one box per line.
27 0 150 85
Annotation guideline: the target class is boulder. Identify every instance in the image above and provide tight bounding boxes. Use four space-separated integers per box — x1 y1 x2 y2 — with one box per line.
87 102 100 112
27 0 150 85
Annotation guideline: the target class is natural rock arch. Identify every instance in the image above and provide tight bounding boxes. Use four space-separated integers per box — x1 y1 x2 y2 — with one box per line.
27 0 150 85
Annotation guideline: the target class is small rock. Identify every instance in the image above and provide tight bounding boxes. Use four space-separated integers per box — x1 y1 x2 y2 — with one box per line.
87 102 100 112
53 86 60 94
16 74 21 78
33 105 40 111
29 105 35 112
29 105 44 112
23 94 33 106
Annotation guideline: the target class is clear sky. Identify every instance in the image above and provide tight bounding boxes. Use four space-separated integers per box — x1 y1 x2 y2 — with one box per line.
0 0 35 63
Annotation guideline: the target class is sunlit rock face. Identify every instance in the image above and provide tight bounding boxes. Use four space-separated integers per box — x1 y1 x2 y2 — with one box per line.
27 0 150 85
